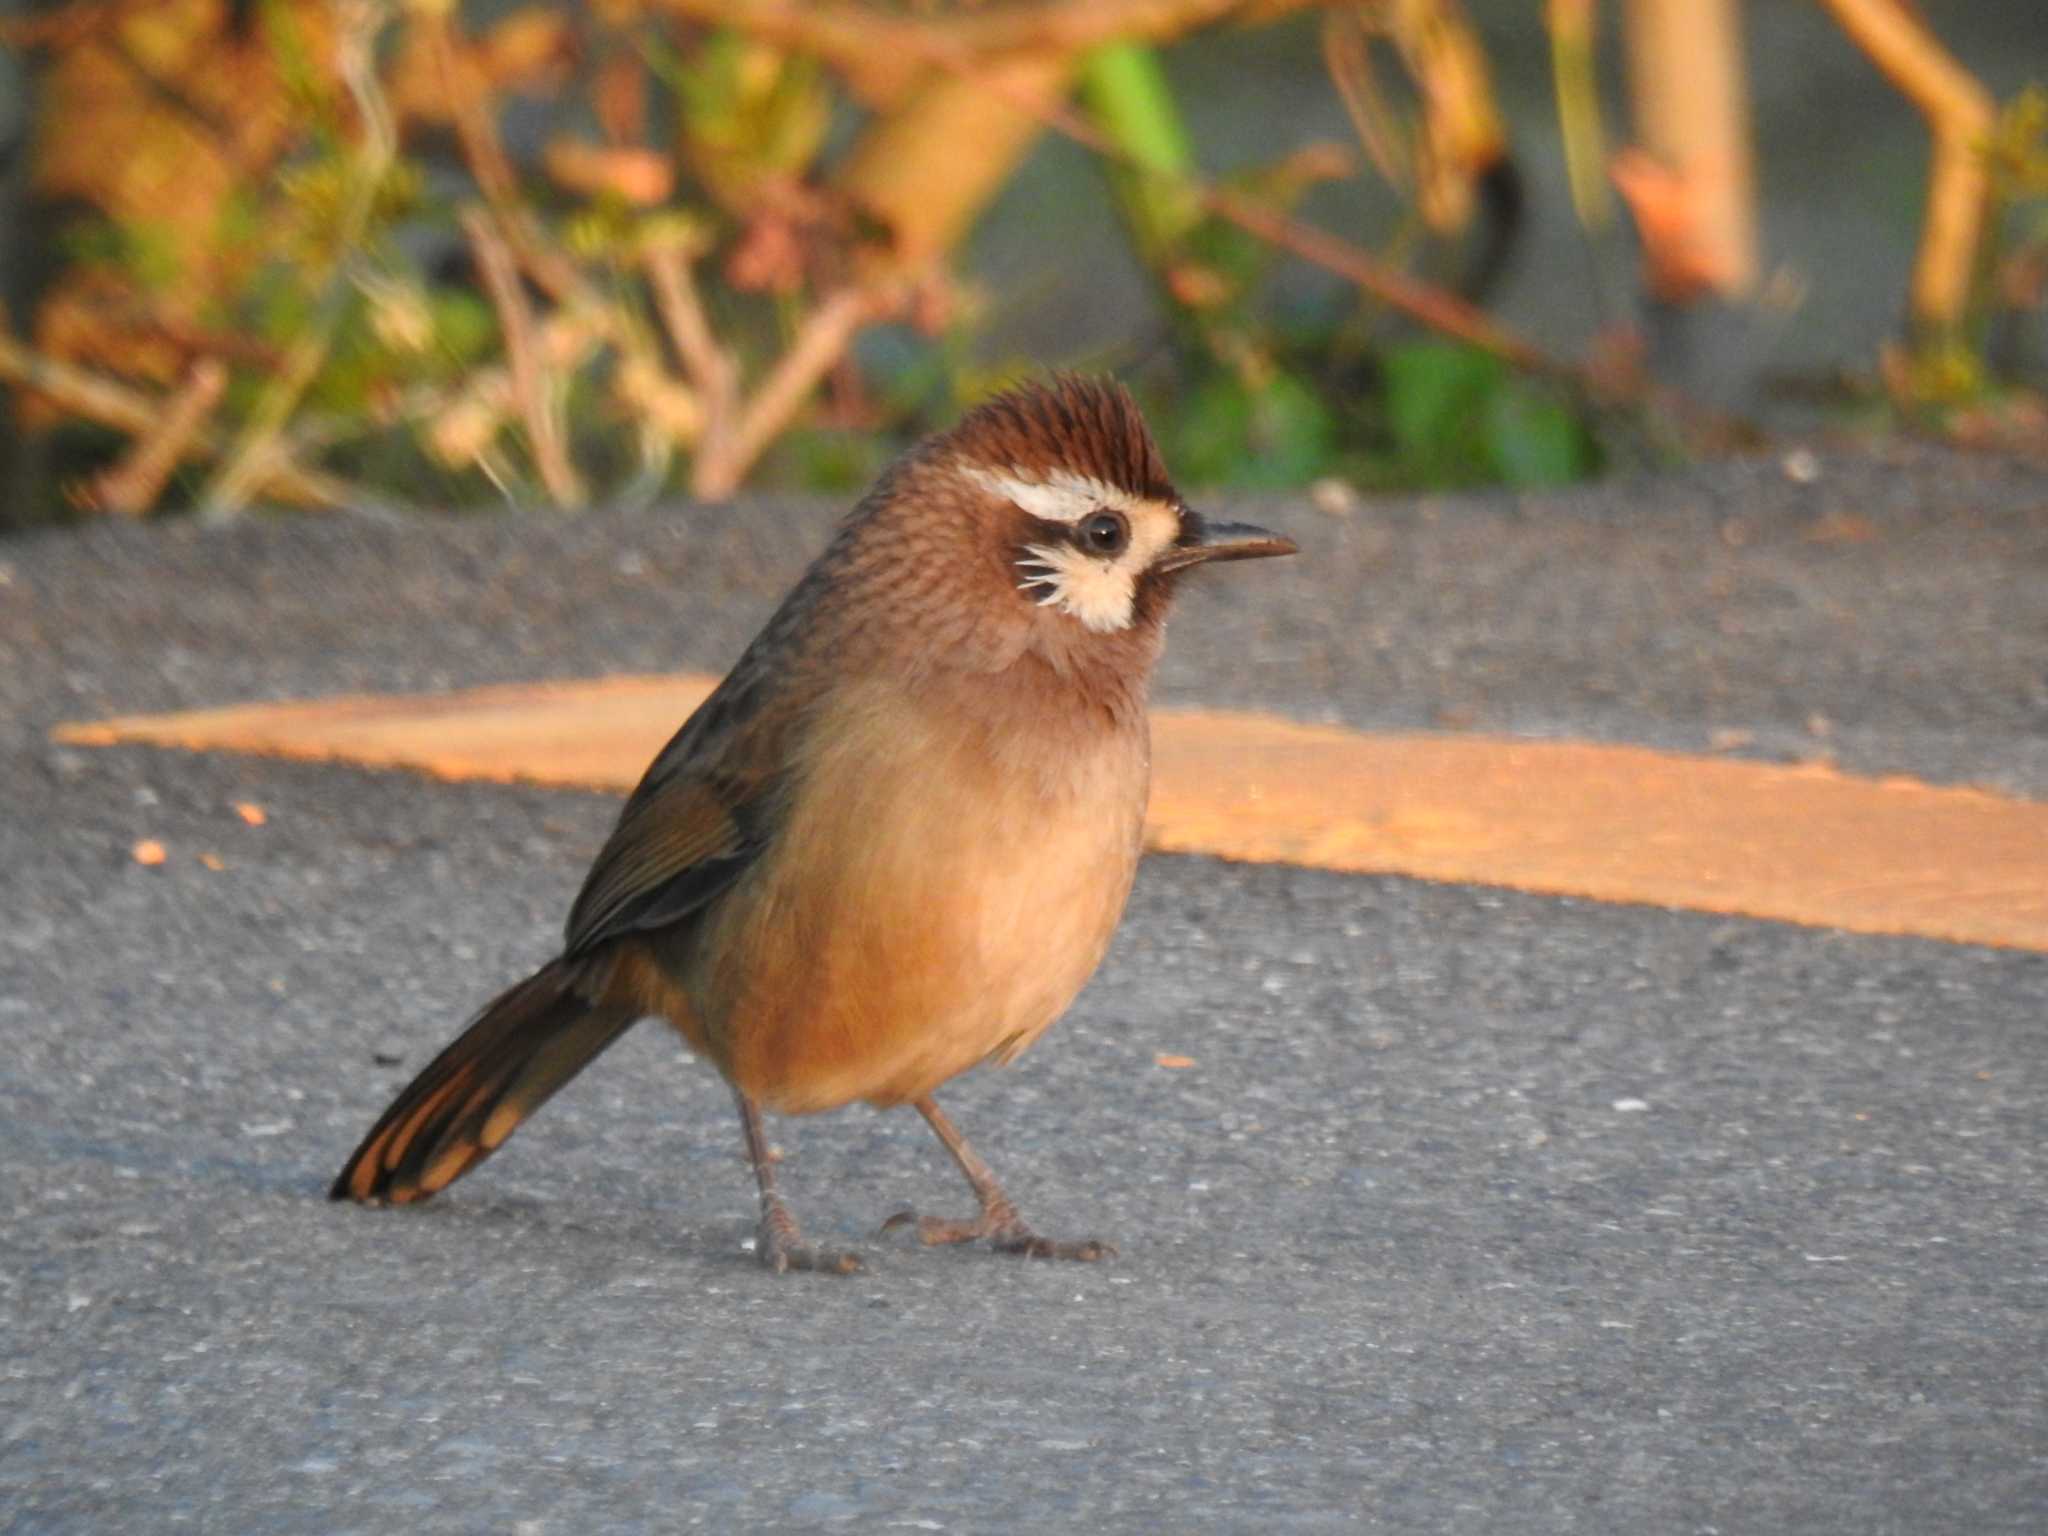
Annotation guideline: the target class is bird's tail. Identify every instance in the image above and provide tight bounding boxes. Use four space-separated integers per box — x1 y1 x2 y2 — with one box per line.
331 960 638 1205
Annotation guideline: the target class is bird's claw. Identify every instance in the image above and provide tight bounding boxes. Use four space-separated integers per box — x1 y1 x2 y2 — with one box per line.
879 1207 1113 1261
993 1232 1115 1262
878 1207 926 1238
756 1220 864 1276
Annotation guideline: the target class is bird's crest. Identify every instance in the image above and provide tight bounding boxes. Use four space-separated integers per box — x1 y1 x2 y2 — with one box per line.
942 376 1176 507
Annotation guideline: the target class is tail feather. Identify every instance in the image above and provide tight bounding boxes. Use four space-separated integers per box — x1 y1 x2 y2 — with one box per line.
332 960 638 1205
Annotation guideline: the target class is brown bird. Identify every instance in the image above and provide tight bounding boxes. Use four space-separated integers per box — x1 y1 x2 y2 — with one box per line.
331 376 1296 1273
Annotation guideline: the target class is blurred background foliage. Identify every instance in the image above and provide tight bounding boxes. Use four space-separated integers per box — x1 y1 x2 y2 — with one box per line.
0 0 2042 524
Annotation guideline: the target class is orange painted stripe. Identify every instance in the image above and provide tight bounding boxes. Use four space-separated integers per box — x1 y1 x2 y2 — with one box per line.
53 674 2048 952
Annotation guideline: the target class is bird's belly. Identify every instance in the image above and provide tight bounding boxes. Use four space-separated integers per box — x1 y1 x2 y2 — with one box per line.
694 700 1147 1114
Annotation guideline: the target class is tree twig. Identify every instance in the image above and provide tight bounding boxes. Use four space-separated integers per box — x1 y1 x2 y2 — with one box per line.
427 9 591 308
461 207 585 507
702 0 1561 374
1816 0 1996 341
643 241 738 461
652 0 1307 85
0 327 354 508
1203 187 1550 369
203 0 395 517
431 4 682 426
82 357 228 516
692 285 900 499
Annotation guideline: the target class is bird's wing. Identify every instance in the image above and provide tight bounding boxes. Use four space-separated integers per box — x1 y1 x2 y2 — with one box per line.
564 518 857 957
562 664 799 957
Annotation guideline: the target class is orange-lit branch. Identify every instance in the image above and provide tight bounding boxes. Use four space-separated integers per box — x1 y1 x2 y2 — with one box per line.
1817 0 1997 339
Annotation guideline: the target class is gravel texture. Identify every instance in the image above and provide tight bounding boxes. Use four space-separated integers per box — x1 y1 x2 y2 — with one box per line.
2 443 2044 1532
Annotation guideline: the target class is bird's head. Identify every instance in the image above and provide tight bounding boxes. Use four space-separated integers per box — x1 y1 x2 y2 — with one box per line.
820 377 1296 691
927 376 1298 639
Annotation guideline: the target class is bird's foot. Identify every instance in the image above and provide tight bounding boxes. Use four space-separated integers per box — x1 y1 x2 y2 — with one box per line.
755 1213 864 1276
879 1207 1114 1262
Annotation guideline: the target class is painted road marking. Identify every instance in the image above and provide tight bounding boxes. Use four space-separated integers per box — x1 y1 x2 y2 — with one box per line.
54 674 2048 952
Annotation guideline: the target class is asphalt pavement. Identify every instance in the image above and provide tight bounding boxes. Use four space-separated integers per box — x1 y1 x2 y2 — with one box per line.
2 441 2045 1532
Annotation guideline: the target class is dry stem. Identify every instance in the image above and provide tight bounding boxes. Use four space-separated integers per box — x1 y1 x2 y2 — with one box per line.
643 242 738 457
651 0 1298 97
692 285 902 500
428 9 591 308
203 0 395 517
1620 0 1757 301
461 207 585 507
0 327 353 508
738 0 1559 373
1206 187 1547 369
1817 0 1997 339
83 358 228 516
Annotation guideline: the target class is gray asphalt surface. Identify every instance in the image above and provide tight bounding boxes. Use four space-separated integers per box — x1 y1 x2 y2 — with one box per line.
2 443 2045 1532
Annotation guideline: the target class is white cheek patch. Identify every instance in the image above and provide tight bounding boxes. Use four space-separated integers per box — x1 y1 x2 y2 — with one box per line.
1122 499 1182 568
1016 542 1137 633
1013 501 1183 634
962 459 1185 634
959 464 1125 526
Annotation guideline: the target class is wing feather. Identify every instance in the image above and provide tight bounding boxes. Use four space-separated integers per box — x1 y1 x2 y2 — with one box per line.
562 655 815 957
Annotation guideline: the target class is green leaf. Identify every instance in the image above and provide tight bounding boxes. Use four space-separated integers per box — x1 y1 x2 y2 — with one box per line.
1484 386 1595 487
1382 341 1504 471
760 428 889 495
1172 369 1333 488
1242 371 1336 487
1170 375 1250 486
428 291 496 371
1079 43 1202 263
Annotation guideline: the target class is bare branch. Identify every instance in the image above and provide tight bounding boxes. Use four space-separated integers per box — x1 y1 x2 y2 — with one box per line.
461 207 585 508
82 358 228 517
765 0 1563 372
204 0 396 517
426 10 592 308
996 58 1559 371
692 286 900 500
0 327 354 509
1817 0 1997 339
651 0 1310 79
1204 187 1549 370
643 242 739 458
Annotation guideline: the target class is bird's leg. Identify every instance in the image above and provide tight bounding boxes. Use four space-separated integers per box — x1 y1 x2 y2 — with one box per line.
734 1089 862 1275
881 1094 1114 1261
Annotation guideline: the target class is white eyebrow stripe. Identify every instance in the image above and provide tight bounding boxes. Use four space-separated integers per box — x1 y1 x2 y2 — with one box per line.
959 464 1123 524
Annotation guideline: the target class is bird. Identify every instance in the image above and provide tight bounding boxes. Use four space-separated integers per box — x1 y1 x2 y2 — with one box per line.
331 375 1297 1273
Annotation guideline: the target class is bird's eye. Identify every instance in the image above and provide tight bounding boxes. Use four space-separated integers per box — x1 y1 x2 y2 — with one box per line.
1078 510 1129 557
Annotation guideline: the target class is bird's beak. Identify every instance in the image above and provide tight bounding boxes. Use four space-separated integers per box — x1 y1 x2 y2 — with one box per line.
1154 509 1300 574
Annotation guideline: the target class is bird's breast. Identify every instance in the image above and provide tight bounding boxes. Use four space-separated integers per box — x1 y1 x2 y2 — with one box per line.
688 670 1149 1113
